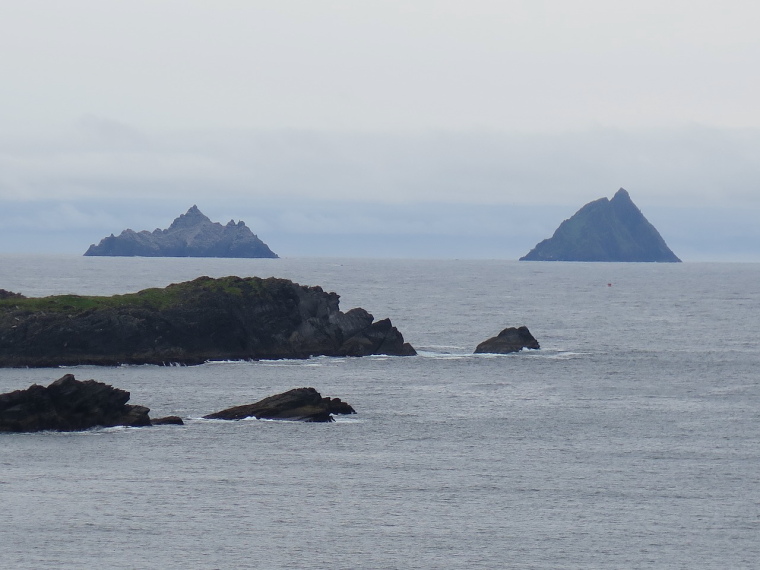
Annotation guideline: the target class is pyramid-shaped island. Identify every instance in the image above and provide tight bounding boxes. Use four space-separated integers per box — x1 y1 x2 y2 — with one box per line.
84 206 278 258
520 188 680 262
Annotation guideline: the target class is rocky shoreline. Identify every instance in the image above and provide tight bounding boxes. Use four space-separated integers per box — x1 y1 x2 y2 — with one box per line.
0 375 353 432
0 272 546 431
0 322 543 431
0 275 416 367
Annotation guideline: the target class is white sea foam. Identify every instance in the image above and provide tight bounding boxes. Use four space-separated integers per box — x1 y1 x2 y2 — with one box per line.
332 416 363 424
416 350 469 359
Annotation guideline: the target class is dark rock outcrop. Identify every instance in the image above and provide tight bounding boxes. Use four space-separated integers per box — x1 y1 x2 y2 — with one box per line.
474 326 540 354
0 275 416 367
204 387 356 423
0 374 153 432
151 415 185 426
0 289 25 300
84 205 278 258
520 188 681 262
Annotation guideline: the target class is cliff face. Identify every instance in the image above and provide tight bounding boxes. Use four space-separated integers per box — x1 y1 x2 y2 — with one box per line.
520 188 681 262
0 276 415 367
84 206 278 258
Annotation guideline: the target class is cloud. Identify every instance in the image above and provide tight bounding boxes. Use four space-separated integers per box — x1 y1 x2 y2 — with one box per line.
2 2 760 134
3 124 760 209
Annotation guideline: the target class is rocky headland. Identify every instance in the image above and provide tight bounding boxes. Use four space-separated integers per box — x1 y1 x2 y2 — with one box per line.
84 205 278 258
474 326 540 354
0 374 182 432
0 275 416 367
0 289 25 300
204 387 356 423
520 188 681 262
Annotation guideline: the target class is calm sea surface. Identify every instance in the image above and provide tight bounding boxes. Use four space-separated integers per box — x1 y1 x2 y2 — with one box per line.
1 256 759 569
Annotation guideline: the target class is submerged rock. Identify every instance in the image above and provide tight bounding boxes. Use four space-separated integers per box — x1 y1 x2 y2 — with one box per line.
84 205 278 258
204 387 356 423
0 275 416 367
520 188 681 262
0 374 153 432
474 326 540 354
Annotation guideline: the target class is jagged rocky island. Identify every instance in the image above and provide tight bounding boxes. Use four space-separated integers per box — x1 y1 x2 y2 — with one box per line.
520 188 681 262
0 374 183 432
84 205 278 258
205 387 356 423
0 276 415 367
0 376 354 432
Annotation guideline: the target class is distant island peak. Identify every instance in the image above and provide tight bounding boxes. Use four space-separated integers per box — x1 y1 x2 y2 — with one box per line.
84 206 278 258
520 188 681 262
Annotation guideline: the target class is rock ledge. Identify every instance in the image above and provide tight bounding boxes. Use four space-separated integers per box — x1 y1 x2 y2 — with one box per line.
204 387 356 423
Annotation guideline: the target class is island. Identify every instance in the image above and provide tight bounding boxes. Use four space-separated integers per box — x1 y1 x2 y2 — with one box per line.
0 374 182 432
520 188 681 262
0 376 356 431
204 387 356 423
474 326 540 354
84 205 278 258
0 276 416 367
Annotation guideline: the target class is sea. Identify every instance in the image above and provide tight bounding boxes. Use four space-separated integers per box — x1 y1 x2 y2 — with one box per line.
1 255 759 569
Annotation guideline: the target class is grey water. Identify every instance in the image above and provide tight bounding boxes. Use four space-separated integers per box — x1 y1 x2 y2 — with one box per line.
1 256 759 569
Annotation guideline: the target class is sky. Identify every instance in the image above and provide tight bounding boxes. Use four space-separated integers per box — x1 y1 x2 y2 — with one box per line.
1 0 759 260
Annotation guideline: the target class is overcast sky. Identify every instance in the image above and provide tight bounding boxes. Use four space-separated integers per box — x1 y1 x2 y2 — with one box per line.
1 1 759 259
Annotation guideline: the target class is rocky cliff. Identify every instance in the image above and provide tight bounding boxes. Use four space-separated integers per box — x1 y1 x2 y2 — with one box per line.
520 188 681 262
84 205 278 258
0 276 415 367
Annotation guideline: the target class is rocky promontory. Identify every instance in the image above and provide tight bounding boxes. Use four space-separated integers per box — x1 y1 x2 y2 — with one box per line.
84 205 278 258
474 326 540 354
0 374 181 432
204 387 356 423
0 289 25 300
0 275 416 367
520 188 681 262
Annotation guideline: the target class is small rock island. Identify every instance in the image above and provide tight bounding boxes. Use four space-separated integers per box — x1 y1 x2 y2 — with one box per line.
205 387 356 423
0 276 415 367
520 188 681 262
474 326 540 354
0 374 182 432
84 205 278 258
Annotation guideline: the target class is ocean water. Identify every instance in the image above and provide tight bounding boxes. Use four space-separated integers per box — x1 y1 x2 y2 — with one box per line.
1 256 759 569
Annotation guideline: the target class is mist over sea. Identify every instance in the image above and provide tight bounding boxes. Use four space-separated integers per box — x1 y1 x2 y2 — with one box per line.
1 256 759 569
